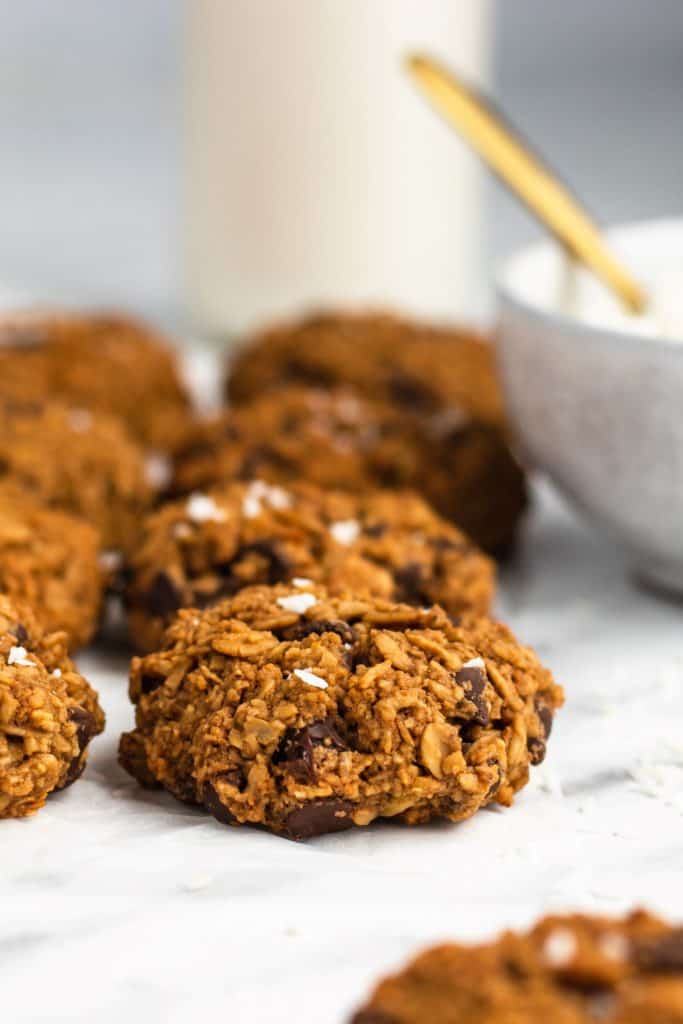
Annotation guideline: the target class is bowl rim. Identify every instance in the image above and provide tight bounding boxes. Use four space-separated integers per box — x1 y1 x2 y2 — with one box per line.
495 215 683 355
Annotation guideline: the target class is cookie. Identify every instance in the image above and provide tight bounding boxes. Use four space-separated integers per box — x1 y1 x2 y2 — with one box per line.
226 310 505 426
119 584 562 839
0 487 103 649
172 387 527 554
350 910 683 1023
0 400 153 552
0 595 105 818
0 309 192 453
124 481 494 651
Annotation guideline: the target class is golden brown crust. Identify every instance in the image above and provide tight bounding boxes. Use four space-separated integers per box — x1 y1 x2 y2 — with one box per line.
0 594 104 818
120 584 562 839
172 387 527 554
124 481 495 652
351 910 683 1023
0 400 152 551
0 488 103 649
0 310 193 453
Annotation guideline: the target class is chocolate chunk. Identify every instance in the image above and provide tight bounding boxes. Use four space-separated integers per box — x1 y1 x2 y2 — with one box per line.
536 699 554 739
69 706 97 752
527 737 546 765
394 561 428 605
60 707 97 789
13 623 29 645
140 672 166 695
284 798 354 840
287 618 355 645
203 779 238 826
277 718 347 784
455 664 489 725
388 372 434 411
145 571 183 618
633 929 683 972
228 540 291 584
364 522 387 539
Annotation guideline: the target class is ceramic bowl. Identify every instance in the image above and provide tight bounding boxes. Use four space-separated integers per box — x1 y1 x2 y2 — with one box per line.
496 217 683 594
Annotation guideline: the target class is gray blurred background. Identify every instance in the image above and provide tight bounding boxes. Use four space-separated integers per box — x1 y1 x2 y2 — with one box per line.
0 0 680 324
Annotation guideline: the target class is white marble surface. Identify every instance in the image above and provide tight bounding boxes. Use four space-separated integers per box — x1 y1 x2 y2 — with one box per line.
2 479 683 1022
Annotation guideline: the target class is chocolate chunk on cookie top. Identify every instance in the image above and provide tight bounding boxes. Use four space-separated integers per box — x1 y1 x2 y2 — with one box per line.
120 584 562 839
350 910 683 1023
0 595 105 818
124 481 494 652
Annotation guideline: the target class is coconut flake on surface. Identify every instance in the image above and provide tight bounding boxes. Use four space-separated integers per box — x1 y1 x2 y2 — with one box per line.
292 577 314 589
329 519 360 545
542 928 578 967
8 646 33 667
463 656 485 670
52 668 62 678
145 453 172 490
242 480 292 518
98 550 122 573
186 493 227 524
293 668 328 690
276 593 317 615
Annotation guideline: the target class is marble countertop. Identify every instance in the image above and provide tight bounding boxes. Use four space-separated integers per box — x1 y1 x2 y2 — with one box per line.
3 480 683 1023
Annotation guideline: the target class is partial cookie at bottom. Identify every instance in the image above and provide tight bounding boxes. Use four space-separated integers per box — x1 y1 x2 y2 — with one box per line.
350 910 683 1023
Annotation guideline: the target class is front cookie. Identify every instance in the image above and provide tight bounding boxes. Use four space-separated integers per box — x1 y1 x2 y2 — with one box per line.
120 584 562 839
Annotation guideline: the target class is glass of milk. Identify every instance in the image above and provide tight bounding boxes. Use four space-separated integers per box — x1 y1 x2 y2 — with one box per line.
185 0 492 339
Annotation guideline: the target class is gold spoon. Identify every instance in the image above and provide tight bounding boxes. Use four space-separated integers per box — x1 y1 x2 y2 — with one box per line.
406 53 647 315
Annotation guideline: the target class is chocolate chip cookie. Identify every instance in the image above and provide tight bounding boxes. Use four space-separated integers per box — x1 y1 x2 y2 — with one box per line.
119 584 562 839
226 310 505 426
0 309 192 453
0 594 105 818
350 910 683 1023
125 481 494 652
0 400 153 552
172 387 527 554
0 487 103 649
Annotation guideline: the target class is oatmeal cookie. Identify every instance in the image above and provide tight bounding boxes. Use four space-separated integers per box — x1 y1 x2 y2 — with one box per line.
350 910 683 1023
125 481 494 652
226 310 505 426
0 595 105 818
0 487 103 648
120 584 562 839
0 400 153 551
0 309 192 453
172 387 527 554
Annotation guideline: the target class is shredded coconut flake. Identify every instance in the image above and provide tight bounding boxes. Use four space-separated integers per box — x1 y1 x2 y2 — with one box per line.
145 453 171 489
292 577 314 588
543 928 578 967
8 646 33 667
52 668 62 678
293 668 328 690
98 550 122 572
329 519 360 545
242 480 292 518
186 493 227 524
276 593 317 615
463 656 485 670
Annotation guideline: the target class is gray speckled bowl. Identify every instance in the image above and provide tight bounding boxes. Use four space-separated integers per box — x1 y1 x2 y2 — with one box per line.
496 218 683 595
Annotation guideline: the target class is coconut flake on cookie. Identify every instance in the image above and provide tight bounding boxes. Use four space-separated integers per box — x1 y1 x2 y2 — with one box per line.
276 593 317 614
186 493 227 524
293 668 328 690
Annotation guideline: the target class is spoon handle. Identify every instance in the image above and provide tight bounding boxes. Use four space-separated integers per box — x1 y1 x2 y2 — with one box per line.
406 54 646 315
